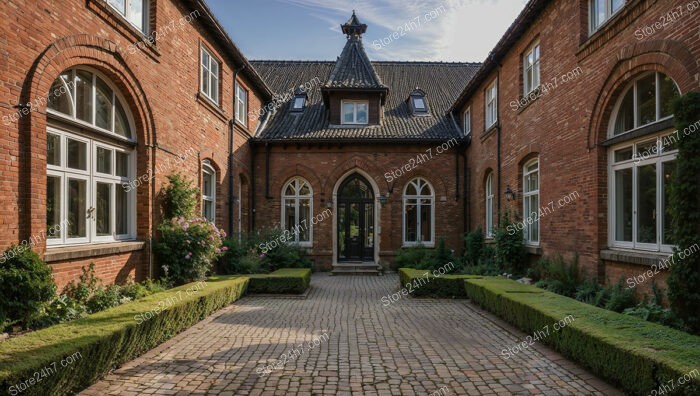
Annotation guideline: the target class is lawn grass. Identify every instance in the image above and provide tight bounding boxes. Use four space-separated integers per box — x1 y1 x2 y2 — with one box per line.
464 277 700 396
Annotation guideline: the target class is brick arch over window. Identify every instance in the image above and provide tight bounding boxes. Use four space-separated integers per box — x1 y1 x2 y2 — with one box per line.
274 164 323 199
586 40 698 149
21 34 155 244
323 156 385 196
393 169 449 199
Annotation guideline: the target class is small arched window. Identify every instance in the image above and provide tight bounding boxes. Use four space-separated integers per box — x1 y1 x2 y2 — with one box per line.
611 72 680 136
202 161 216 222
485 173 495 238
281 178 312 244
403 178 434 245
47 68 134 140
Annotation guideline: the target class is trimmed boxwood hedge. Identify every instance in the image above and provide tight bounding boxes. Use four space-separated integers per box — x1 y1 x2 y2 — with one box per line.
398 268 482 298
464 278 700 396
0 276 248 396
247 269 311 295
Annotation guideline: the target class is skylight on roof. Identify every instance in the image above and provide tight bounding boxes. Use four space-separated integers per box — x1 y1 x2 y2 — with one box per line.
409 88 429 115
413 97 426 110
293 96 305 110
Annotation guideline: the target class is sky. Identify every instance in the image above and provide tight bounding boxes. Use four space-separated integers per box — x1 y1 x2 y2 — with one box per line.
206 0 529 63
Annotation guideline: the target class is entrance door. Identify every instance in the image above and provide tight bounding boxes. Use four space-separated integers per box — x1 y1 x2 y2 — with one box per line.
337 174 374 262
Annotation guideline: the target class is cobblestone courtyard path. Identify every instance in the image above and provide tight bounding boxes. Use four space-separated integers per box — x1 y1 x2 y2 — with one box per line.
82 274 621 395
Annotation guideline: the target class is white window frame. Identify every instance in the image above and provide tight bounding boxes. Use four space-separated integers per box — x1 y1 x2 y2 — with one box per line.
463 107 471 136
281 178 313 246
200 46 220 105
523 159 540 246
589 0 625 33
202 161 216 223
608 72 680 137
107 0 149 33
46 67 135 142
485 79 498 129
341 100 369 125
485 172 495 238
402 178 435 247
235 82 248 126
46 127 136 247
523 42 541 95
608 133 678 253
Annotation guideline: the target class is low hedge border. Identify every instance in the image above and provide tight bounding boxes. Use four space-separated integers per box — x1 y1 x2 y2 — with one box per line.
0 276 248 396
464 278 700 396
398 268 482 298
247 268 311 295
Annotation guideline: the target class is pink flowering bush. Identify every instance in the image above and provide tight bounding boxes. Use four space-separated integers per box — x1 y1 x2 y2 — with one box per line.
155 217 226 285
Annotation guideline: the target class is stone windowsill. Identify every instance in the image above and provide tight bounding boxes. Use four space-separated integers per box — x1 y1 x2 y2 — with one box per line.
525 245 542 255
600 249 670 268
44 241 146 263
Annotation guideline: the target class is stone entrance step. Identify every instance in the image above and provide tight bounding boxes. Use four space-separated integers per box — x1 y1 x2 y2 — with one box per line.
331 262 383 276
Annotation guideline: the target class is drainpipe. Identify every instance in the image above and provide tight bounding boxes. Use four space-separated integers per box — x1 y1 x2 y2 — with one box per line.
250 141 257 231
265 143 272 199
495 63 503 214
228 66 245 237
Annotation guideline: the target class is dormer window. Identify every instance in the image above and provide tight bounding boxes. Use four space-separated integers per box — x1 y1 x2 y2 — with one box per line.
341 100 369 125
409 88 429 115
291 86 308 112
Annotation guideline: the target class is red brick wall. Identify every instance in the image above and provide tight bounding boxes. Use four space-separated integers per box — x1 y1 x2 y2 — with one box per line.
252 143 464 269
0 0 266 286
456 0 699 287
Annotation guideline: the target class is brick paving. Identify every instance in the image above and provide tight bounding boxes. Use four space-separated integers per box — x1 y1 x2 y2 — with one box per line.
81 274 622 395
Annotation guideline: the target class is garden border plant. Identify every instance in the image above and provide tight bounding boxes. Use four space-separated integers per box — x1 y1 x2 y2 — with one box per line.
464 277 700 396
398 268 481 298
246 269 311 294
0 276 248 396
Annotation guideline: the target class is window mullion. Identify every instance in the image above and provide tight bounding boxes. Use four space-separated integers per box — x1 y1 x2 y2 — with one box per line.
655 72 661 122
632 165 638 248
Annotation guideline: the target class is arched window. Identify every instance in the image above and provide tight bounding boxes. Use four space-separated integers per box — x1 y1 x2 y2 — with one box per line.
403 178 434 246
202 161 216 222
485 173 495 238
608 74 680 252
281 178 312 245
523 159 539 245
46 68 135 246
610 72 680 136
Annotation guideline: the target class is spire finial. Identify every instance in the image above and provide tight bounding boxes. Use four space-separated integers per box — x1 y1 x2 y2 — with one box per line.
341 10 367 38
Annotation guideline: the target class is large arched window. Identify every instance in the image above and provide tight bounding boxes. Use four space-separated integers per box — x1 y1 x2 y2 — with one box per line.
610 72 680 136
202 161 216 222
403 178 434 246
608 74 680 252
523 159 540 245
46 68 136 246
281 178 312 245
485 172 495 238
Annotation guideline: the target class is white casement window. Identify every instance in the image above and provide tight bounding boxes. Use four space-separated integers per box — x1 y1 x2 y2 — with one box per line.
610 72 680 136
523 43 541 95
590 0 625 32
485 173 495 238
107 0 149 33
47 68 134 140
341 100 369 125
200 46 220 104
609 137 678 252
485 79 498 129
523 159 540 245
281 178 312 245
46 129 135 246
463 107 471 136
202 161 216 222
403 178 434 246
235 82 248 126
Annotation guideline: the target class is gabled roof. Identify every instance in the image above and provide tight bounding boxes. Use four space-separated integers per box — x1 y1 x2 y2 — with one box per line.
250 61 481 143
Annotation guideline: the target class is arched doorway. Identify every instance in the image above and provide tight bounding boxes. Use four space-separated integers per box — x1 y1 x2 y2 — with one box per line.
337 173 375 262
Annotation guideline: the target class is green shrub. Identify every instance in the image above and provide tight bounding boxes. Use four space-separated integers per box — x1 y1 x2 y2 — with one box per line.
574 278 606 306
155 217 225 285
398 268 480 298
0 246 56 330
247 269 311 294
463 228 485 266
119 278 166 300
63 264 101 304
0 276 248 396
394 245 435 269
160 173 198 219
493 211 526 274
667 92 700 334
464 277 700 396
604 279 637 313
530 255 581 298
86 285 124 314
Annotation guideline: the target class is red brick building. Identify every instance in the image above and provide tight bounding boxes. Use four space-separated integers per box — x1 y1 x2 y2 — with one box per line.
450 0 699 294
0 0 271 288
2 0 698 288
